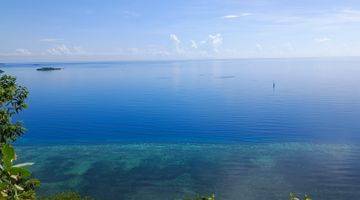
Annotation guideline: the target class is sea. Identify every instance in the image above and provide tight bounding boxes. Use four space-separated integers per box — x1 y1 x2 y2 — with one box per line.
2 58 360 199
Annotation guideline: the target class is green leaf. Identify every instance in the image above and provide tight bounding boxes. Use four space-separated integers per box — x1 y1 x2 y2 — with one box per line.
0 182 7 190
14 184 24 191
1 144 15 169
10 167 32 178
0 75 38 200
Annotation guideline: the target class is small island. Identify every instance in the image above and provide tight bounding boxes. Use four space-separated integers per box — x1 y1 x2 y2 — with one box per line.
36 67 62 71
0 69 4 74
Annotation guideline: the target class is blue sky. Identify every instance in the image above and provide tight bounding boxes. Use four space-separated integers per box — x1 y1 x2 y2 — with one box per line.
1 0 360 61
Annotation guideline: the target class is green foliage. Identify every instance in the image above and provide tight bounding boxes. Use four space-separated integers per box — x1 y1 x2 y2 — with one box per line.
0 144 40 200
289 193 312 200
0 75 39 199
39 192 92 200
0 75 29 143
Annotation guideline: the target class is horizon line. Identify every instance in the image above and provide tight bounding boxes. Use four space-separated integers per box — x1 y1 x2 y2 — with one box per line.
2 55 360 65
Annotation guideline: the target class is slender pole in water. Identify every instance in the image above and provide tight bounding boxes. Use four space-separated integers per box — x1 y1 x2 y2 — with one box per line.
273 81 275 89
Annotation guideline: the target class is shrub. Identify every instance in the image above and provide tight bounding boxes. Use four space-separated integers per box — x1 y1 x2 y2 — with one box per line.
0 75 29 143
0 144 40 199
0 74 39 200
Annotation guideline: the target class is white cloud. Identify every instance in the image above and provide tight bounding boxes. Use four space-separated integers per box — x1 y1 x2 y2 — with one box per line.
315 37 331 43
46 44 85 55
241 13 252 17
222 15 240 19
208 34 223 46
208 34 223 52
15 48 31 55
170 34 182 53
222 13 252 19
256 43 263 51
167 33 224 56
190 40 198 49
336 9 360 23
170 34 180 44
0 48 32 57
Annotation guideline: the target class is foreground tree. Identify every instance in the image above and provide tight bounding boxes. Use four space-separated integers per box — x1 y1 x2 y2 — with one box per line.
0 75 39 200
0 75 28 143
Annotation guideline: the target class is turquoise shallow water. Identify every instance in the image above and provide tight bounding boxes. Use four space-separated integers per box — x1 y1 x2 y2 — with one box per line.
2 58 360 199
17 143 360 200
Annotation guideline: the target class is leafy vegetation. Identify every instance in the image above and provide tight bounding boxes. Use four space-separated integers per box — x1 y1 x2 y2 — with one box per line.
0 75 29 143
0 75 40 200
0 144 40 199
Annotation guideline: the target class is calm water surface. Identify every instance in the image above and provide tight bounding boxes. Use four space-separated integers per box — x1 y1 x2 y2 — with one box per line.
2 58 360 199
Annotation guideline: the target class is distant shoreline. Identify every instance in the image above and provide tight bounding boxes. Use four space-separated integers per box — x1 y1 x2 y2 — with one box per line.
1 55 360 65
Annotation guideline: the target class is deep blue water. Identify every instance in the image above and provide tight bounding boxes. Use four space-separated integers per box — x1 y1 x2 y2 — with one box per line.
2 58 360 199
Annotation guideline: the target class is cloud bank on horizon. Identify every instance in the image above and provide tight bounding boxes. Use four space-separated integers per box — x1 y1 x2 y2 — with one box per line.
1 0 360 61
